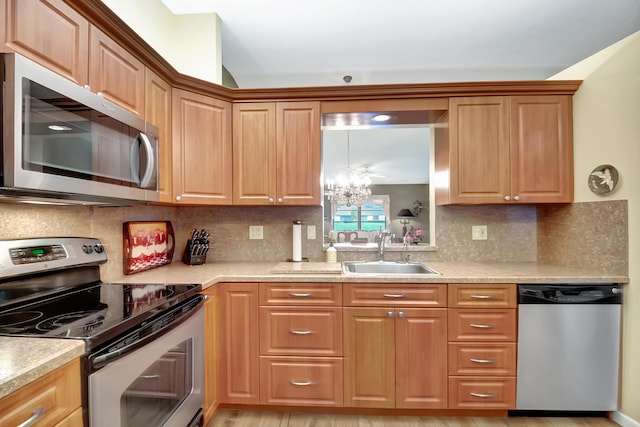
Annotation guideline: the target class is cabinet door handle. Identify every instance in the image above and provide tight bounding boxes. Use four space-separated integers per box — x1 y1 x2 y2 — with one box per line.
513 195 521 201
140 374 161 379
469 323 495 329
17 407 45 427
383 293 406 298
290 380 316 386
470 295 496 299
470 392 497 398
268 197 274 203
504 195 511 201
470 358 496 364
277 197 283 203
289 293 313 297
290 330 314 335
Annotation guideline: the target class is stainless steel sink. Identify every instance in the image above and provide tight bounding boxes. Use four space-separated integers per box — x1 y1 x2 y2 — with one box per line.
342 261 440 275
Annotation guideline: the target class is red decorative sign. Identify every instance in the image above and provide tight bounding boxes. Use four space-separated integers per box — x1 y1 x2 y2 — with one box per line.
123 221 175 275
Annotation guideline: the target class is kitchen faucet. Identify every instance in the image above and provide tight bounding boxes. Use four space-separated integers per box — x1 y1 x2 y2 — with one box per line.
377 229 391 261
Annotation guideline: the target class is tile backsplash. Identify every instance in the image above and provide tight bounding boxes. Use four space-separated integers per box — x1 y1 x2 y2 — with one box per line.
0 199 628 280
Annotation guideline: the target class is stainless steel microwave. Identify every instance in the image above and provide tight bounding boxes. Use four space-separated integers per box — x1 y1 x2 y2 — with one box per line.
1 53 159 204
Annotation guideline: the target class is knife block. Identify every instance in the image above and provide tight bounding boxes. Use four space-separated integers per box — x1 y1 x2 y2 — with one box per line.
182 239 207 265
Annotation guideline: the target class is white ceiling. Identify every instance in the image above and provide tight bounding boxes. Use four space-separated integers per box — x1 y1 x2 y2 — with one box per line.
159 0 640 89
155 0 639 185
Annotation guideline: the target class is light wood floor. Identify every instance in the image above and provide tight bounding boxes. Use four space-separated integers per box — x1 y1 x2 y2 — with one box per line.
208 409 620 427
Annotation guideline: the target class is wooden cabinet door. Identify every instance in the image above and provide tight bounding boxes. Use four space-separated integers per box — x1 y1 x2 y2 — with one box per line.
203 287 219 425
172 89 232 205
3 0 89 85
88 25 144 117
276 101 321 205
510 95 573 203
395 308 448 408
447 96 510 204
233 101 321 205
343 307 395 408
145 69 172 204
0 359 81 427
219 283 259 404
232 103 276 204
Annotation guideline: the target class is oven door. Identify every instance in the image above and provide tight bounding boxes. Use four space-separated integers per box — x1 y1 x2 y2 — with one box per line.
88 300 204 427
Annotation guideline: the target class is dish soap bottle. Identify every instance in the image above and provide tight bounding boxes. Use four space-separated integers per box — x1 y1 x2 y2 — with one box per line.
326 242 337 263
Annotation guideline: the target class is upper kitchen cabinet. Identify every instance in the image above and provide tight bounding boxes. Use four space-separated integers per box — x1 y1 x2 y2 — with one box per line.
2 0 89 85
172 89 232 205
89 25 145 118
145 69 172 204
233 101 321 206
436 95 573 204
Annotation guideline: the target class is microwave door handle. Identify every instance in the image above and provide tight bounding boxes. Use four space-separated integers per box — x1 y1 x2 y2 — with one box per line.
130 133 155 188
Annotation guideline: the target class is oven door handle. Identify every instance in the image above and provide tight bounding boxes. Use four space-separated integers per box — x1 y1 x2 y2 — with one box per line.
90 296 204 370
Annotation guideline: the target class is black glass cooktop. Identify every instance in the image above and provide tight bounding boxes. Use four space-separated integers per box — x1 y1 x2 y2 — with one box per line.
0 280 201 350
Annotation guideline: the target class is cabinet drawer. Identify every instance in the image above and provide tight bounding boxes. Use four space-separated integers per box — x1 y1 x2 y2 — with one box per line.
260 307 342 356
448 343 517 376
259 357 343 406
343 283 446 307
0 359 81 427
448 309 517 341
260 283 342 306
448 376 516 409
448 284 516 308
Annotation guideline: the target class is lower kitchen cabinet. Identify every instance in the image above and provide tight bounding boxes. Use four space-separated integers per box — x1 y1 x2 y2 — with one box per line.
203 286 220 425
258 282 343 407
219 282 260 404
343 307 448 409
259 356 343 406
215 281 519 413
447 284 517 409
0 358 82 427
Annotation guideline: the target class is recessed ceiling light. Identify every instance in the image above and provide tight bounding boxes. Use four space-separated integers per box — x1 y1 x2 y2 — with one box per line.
372 114 391 122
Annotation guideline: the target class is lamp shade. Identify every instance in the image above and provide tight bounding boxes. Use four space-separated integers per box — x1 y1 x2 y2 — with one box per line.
396 209 414 218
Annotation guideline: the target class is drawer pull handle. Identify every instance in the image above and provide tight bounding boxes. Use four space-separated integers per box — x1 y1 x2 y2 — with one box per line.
140 374 161 379
470 323 495 329
383 293 406 298
470 358 496 364
289 293 313 297
17 407 45 427
290 330 314 335
470 295 496 299
470 392 497 398
290 380 316 386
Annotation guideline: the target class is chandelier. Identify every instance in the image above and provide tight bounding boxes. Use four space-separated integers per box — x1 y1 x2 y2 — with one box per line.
324 131 372 207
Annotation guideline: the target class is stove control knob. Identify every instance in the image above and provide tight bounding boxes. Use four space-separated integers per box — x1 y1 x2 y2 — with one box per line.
82 244 94 254
94 244 105 254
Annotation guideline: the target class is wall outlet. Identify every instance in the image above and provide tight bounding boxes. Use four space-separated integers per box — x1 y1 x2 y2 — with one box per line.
472 225 488 240
249 225 263 240
307 225 316 240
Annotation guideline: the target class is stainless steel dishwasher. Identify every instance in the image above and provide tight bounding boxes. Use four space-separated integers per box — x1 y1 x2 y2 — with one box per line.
516 284 622 411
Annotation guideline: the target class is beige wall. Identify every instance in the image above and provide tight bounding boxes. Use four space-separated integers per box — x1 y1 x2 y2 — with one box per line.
551 31 640 422
100 0 222 84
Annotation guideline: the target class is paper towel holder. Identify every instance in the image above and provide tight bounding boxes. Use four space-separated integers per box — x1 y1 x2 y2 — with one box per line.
287 219 309 262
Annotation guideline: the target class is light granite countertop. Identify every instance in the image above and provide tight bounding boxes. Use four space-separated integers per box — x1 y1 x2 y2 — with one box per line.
1 260 627 400
102 260 628 287
0 337 85 399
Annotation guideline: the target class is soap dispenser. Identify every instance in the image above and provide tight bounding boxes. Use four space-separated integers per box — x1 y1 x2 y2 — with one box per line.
326 242 337 263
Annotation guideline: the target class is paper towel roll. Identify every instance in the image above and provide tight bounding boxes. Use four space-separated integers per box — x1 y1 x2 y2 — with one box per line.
292 220 302 262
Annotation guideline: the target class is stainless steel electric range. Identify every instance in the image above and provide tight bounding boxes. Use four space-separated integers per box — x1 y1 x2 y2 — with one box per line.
0 237 205 427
